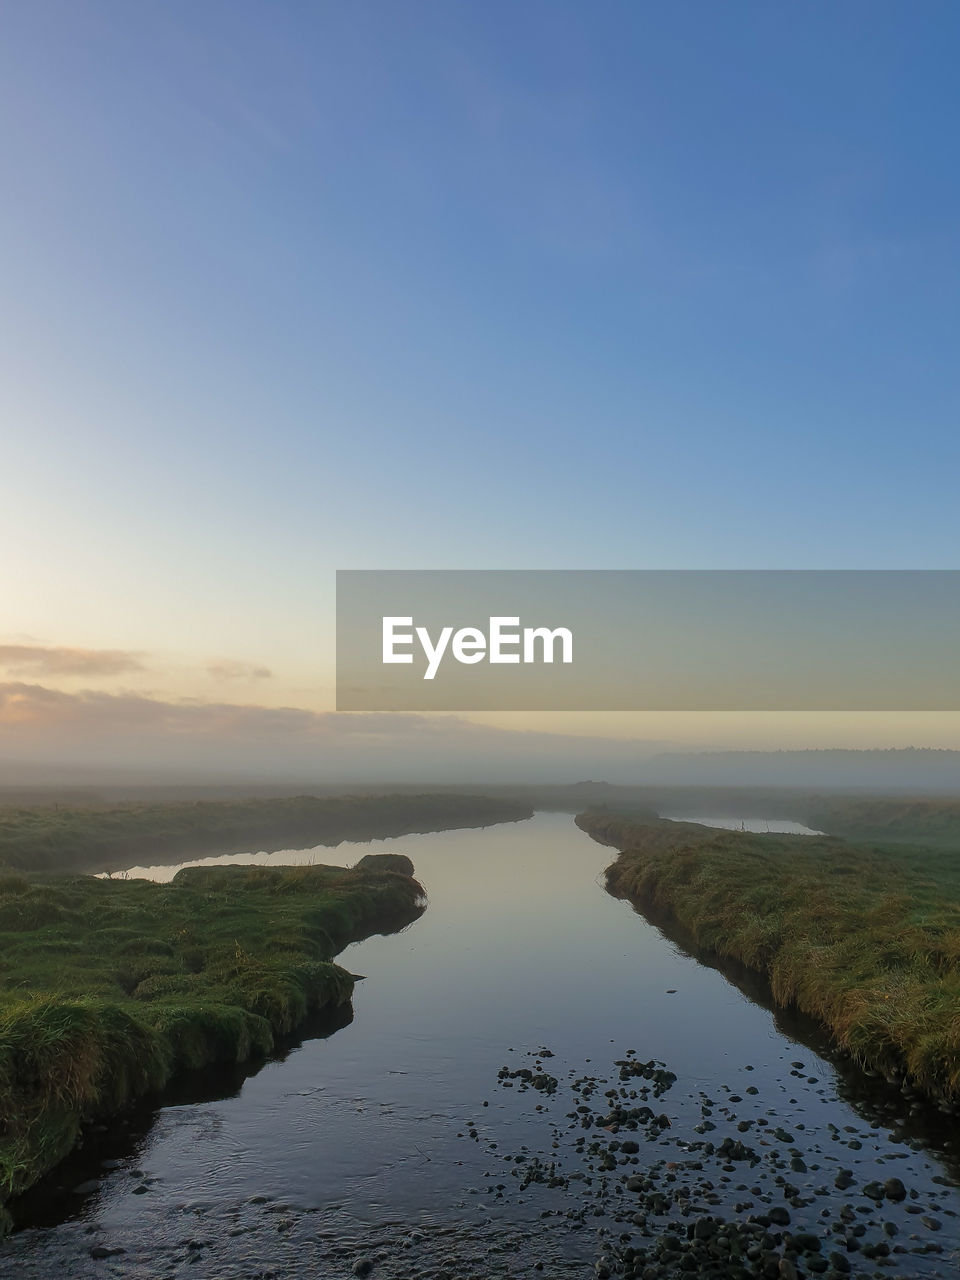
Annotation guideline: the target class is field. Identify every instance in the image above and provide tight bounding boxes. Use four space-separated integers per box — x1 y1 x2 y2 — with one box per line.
0 792 533 874
578 811 960 1105
797 795 960 849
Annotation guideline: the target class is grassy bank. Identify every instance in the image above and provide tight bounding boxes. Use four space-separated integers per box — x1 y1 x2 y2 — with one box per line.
577 810 960 1105
0 859 424 1226
796 795 960 849
0 792 532 874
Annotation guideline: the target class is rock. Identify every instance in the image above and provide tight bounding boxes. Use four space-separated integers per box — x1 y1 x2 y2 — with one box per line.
767 1206 791 1226
352 1260 374 1277
882 1176 907 1201
353 853 414 876
861 1241 890 1259
790 1232 821 1252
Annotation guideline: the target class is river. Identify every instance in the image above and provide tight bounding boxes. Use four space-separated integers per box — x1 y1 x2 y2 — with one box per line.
4 812 959 1278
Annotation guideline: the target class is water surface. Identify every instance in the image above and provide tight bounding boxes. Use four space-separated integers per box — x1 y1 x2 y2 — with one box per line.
658 815 824 835
7 813 960 1277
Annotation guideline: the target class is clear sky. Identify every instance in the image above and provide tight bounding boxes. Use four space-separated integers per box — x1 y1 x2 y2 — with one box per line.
2 2 960 776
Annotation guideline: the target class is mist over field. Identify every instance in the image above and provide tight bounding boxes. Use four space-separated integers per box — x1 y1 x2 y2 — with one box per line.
4 664 960 792
3 704 960 793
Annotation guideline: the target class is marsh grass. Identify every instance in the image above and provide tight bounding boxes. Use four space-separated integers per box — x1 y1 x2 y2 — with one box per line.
0 793 532 874
797 796 960 849
578 811 960 1103
0 861 424 1217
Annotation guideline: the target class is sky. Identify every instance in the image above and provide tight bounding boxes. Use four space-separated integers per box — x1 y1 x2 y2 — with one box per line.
2 1 960 779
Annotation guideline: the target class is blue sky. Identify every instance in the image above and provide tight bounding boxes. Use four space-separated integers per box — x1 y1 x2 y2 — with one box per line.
2 2 959 767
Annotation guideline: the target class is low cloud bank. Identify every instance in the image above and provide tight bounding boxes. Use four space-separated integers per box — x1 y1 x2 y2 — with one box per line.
0 681 663 782
1 683 959 790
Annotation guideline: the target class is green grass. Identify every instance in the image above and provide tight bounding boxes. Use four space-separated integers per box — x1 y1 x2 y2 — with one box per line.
577 810 960 1104
796 795 960 849
0 860 424 1222
0 792 532 874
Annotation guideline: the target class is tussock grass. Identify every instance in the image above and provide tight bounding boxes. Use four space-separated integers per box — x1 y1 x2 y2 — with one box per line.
797 796 960 849
578 811 960 1103
0 792 532 874
0 861 424 1218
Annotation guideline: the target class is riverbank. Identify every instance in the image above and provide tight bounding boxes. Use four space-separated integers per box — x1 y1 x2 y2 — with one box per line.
577 810 960 1107
0 792 532 874
5 813 960 1278
0 857 425 1228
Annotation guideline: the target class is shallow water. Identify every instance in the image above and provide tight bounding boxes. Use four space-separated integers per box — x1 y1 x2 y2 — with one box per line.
658 815 824 835
6 813 960 1278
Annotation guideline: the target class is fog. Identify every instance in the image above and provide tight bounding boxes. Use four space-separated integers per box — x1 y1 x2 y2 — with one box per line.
1 678 959 793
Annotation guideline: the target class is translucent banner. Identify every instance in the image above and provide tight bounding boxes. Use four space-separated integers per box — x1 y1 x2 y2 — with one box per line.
336 570 960 711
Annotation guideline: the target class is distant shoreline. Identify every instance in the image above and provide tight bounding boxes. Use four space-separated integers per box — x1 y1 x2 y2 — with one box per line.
0 792 534 875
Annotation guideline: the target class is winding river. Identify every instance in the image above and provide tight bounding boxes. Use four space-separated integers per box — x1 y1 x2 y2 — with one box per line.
4 812 960 1278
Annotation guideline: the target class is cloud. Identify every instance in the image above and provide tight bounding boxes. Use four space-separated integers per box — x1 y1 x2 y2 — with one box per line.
207 660 273 681
0 645 145 677
0 682 447 738
0 681 667 783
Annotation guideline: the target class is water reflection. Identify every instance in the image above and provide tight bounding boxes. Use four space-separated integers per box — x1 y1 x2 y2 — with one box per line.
658 814 824 835
612 890 960 1177
9 1001 356 1230
9 812 960 1259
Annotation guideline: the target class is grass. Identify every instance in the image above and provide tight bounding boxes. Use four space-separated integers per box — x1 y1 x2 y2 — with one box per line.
577 810 960 1105
0 792 533 874
796 795 960 849
0 859 424 1226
